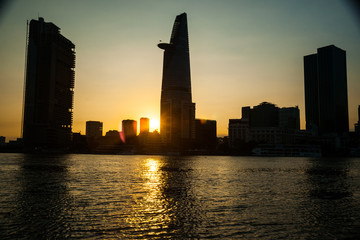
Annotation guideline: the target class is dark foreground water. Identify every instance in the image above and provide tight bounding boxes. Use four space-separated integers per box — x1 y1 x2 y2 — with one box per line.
0 154 360 239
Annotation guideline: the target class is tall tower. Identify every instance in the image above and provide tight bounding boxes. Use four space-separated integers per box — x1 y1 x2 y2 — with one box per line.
158 13 196 149
304 45 348 135
23 17 75 150
140 117 150 134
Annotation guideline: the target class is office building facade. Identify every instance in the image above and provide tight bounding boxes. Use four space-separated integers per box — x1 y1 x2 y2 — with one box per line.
304 45 349 135
122 119 137 143
158 13 196 149
229 103 300 147
86 121 103 139
140 117 150 134
22 17 75 149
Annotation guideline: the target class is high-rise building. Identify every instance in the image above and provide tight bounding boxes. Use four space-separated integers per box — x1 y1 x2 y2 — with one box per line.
22 17 75 150
86 121 103 139
122 119 137 143
158 13 196 149
140 117 150 134
304 45 349 135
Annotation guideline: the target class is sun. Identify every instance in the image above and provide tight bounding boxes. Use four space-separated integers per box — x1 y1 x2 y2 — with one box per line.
149 118 160 132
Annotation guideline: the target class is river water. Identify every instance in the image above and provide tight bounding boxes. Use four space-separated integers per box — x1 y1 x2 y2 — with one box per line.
0 153 359 239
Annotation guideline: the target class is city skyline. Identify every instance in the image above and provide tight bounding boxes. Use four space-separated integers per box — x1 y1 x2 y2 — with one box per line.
1 0 360 140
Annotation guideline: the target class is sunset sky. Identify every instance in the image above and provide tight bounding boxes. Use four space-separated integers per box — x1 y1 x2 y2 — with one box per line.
0 0 359 140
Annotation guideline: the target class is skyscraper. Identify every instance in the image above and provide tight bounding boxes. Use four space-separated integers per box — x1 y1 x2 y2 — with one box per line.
86 121 103 139
140 117 150 134
304 45 349 135
122 119 137 143
158 13 195 149
23 17 75 150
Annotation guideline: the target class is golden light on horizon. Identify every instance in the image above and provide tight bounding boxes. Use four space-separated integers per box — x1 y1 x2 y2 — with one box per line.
150 118 160 133
1 1 360 141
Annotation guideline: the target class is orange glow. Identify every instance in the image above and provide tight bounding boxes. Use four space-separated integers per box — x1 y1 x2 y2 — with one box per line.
150 118 160 133
200 119 207 125
145 158 160 173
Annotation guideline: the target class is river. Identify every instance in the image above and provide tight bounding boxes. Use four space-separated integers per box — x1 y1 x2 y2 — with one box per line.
0 153 359 239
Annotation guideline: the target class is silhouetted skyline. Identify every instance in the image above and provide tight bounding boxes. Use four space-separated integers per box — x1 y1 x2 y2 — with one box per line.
229 102 302 155
0 0 360 141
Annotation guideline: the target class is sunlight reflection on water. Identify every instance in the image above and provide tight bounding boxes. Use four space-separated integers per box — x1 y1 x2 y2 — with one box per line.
0 154 360 239
125 158 172 237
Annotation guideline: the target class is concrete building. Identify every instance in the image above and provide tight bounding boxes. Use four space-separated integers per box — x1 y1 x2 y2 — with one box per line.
249 127 297 145
229 103 300 148
158 13 196 150
229 107 251 148
22 17 75 150
304 45 349 135
228 119 250 147
86 121 103 139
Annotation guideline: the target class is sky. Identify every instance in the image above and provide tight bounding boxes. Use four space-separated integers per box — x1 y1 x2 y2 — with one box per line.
0 0 359 140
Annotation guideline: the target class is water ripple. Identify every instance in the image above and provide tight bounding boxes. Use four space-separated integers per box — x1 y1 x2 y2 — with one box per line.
0 154 360 239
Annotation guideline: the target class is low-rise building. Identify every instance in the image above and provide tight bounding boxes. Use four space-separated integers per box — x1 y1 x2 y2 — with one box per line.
229 102 300 149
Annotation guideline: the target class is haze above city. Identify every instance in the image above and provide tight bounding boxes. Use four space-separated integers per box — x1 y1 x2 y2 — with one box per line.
1 0 359 140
